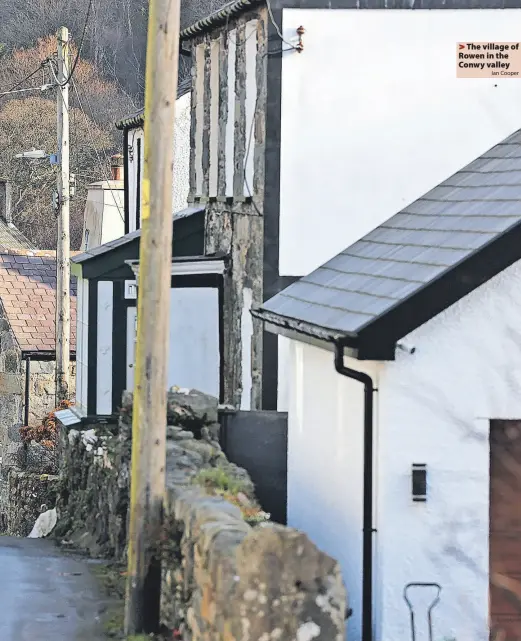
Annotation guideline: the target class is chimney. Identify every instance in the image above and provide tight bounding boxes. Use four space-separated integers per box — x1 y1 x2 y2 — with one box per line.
111 154 124 181
81 156 124 250
0 179 12 225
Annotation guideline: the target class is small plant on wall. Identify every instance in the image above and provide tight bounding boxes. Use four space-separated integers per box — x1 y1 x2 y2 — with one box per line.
19 399 71 448
19 400 72 472
194 466 270 526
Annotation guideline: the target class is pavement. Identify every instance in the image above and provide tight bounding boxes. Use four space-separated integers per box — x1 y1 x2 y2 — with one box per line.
0 536 108 641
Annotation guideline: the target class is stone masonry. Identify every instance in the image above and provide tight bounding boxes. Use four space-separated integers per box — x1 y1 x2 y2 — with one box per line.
55 389 348 640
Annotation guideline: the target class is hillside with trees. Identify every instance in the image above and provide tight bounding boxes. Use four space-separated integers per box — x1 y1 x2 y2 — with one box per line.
0 0 226 249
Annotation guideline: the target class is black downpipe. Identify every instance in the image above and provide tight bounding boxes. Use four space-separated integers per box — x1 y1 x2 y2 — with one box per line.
24 355 31 427
334 342 376 641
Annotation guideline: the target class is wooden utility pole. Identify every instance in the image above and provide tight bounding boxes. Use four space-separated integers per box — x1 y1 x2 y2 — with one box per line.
124 0 180 634
56 26 70 404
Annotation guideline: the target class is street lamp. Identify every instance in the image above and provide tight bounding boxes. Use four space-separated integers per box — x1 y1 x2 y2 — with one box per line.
15 149 59 164
15 149 48 160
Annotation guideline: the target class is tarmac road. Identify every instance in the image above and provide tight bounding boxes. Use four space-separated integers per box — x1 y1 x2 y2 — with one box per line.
0 536 107 641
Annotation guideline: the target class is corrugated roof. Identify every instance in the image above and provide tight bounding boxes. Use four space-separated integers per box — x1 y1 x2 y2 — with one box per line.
115 78 192 130
254 128 521 355
0 249 77 353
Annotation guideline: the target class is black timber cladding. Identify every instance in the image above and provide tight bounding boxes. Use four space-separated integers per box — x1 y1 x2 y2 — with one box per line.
72 206 206 279
254 128 521 359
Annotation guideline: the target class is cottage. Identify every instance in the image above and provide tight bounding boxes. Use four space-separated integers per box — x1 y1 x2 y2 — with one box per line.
253 130 521 641
170 0 521 414
115 79 192 234
70 207 224 418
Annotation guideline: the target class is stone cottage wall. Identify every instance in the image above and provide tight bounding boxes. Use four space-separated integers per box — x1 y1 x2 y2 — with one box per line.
55 389 348 640
0 295 76 531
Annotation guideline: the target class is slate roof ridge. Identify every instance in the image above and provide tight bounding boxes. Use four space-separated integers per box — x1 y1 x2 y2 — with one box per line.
116 77 192 130
180 0 264 41
253 127 521 359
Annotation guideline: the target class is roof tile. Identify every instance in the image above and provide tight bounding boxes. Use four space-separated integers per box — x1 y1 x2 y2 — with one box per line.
0 250 76 353
259 128 521 338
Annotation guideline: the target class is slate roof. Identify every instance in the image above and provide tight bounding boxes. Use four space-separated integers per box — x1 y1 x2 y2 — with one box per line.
253 128 521 359
0 250 77 354
72 205 206 265
180 0 263 41
0 219 35 251
115 78 192 130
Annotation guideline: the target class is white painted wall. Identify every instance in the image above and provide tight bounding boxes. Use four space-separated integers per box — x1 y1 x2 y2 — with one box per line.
96 281 113 415
286 258 521 641
240 287 253 410
168 287 220 397
244 20 258 197
279 9 521 275
75 275 89 414
378 258 521 641
286 339 379 640
128 127 144 233
82 181 124 250
209 38 221 197
225 30 237 198
195 44 205 196
127 92 191 231
126 306 137 392
172 91 191 212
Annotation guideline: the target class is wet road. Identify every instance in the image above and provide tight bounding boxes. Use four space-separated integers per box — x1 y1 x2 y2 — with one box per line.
0 536 107 641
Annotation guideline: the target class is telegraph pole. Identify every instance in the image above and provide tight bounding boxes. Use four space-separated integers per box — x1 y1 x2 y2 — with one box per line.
124 0 180 634
56 26 70 404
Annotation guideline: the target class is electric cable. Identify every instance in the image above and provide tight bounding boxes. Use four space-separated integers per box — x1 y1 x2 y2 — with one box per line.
55 0 94 86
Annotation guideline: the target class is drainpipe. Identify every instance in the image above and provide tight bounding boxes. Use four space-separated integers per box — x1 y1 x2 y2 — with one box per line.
334 341 376 641
24 355 31 427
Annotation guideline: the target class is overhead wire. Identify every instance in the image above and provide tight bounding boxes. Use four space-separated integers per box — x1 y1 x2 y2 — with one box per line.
266 0 298 52
0 62 48 96
55 0 94 86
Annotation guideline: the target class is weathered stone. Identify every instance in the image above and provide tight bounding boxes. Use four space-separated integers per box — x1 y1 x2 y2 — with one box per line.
0 372 22 394
3 350 20 374
167 388 219 432
6 470 60 536
2 441 25 469
54 387 347 640
167 425 195 441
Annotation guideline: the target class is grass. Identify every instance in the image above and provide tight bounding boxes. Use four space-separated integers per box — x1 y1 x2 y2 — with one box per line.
193 466 250 496
193 465 270 525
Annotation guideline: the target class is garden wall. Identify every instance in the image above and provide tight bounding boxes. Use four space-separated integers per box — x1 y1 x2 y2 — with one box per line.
55 389 348 640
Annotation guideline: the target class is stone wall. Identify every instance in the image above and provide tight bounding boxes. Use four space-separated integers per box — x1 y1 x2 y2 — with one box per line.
5 470 59 536
0 309 75 531
56 389 348 640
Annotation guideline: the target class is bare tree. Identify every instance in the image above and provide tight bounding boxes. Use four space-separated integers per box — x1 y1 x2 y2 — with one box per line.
0 0 230 100
0 95 113 249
